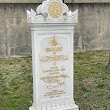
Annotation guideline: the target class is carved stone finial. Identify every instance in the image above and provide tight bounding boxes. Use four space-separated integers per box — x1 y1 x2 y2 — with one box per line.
27 0 78 24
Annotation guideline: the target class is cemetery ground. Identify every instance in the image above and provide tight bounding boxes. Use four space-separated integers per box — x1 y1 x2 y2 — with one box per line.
0 51 110 110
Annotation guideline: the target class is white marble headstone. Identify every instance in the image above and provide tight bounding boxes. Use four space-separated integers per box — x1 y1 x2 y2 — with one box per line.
27 0 79 110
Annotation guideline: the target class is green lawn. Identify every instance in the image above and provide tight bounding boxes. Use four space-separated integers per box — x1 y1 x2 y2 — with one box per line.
0 51 110 110
74 51 110 110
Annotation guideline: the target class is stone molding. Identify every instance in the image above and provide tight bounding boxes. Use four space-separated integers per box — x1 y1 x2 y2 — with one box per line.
0 0 110 3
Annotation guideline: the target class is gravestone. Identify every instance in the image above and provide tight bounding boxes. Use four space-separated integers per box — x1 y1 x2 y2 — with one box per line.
27 0 78 110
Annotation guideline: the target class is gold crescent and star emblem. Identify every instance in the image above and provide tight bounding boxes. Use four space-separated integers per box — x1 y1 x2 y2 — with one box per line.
48 2 63 18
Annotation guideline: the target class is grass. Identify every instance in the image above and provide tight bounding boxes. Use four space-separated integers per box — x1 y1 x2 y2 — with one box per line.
0 51 110 110
74 51 110 110
0 57 33 110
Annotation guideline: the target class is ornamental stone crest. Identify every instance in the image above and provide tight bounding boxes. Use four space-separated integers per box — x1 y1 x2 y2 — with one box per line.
48 2 63 18
27 0 78 23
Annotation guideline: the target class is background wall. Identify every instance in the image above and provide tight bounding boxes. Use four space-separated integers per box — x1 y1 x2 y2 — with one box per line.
0 0 110 57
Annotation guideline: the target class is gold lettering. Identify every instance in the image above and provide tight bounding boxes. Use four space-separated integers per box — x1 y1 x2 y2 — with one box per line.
40 74 69 84
40 55 68 62
45 47 63 52
43 68 66 74
44 90 66 98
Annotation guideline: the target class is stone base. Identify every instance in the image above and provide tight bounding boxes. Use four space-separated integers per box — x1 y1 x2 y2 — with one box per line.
29 104 79 110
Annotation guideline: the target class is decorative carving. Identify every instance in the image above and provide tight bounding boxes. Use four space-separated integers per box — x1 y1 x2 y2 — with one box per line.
48 2 63 18
50 37 58 46
27 0 78 23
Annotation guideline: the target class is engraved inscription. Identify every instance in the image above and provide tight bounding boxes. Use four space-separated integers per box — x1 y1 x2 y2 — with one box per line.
43 67 66 75
40 36 70 99
40 74 69 84
44 90 66 98
45 47 63 52
40 55 68 62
